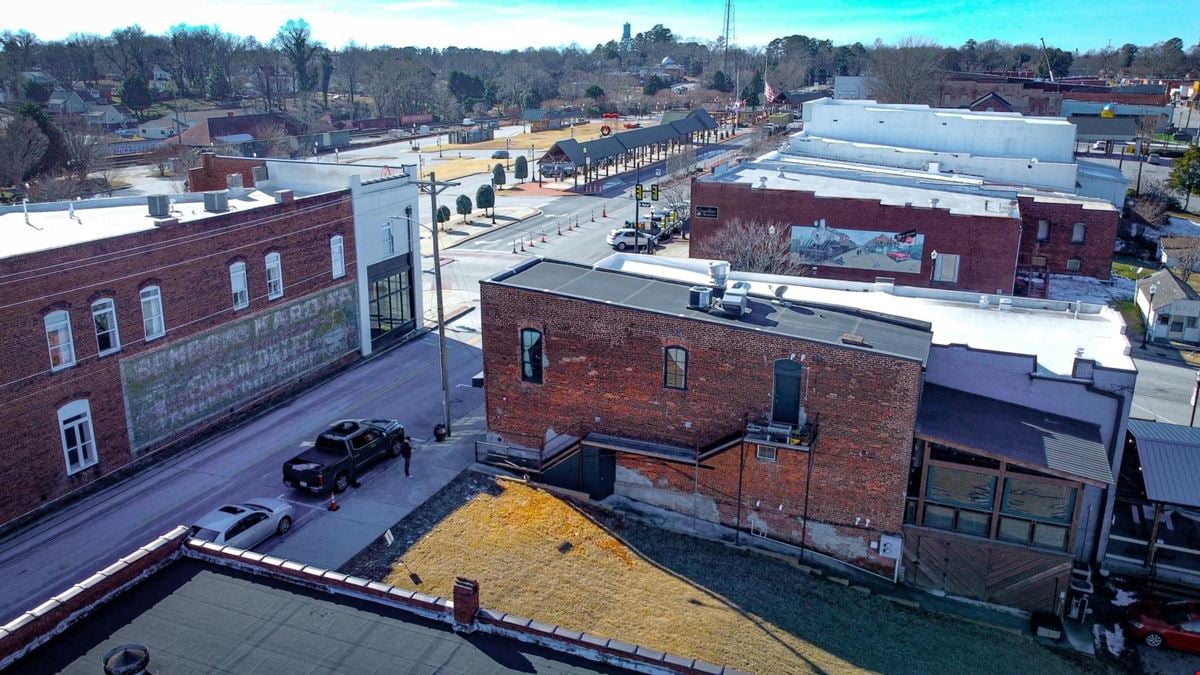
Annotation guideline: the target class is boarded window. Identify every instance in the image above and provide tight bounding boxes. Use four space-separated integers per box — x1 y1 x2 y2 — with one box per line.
925 466 996 510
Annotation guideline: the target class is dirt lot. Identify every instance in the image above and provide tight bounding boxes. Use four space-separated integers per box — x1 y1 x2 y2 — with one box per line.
442 121 613 152
341 472 1114 675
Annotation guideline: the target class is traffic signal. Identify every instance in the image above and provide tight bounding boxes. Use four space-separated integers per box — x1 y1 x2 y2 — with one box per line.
635 184 643 200
651 184 660 201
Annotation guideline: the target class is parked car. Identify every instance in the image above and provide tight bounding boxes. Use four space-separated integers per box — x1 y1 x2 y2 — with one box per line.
606 228 659 251
1126 600 1200 653
187 499 294 549
282 419 406 494
1091 141 1106 152
491 150 510 159
1148 153 1163 165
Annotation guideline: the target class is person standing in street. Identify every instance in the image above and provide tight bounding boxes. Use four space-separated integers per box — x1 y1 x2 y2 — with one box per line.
400 438 413 477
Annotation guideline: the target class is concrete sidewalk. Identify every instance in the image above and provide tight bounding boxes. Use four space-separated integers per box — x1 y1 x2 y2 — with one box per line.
419 205 541 255
261 408 486 570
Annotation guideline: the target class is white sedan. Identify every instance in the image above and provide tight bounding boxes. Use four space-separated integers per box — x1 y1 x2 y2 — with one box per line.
187 498 294 550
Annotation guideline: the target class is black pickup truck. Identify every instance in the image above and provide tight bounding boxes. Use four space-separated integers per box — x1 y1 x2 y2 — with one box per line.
282 419 406 494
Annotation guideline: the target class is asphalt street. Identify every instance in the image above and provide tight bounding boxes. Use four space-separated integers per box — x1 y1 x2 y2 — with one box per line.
0 138 733 623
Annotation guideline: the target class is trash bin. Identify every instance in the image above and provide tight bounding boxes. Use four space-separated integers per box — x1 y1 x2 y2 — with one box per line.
434 423 448 442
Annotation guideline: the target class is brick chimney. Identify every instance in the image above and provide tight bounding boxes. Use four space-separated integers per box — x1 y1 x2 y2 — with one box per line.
452 577 480 631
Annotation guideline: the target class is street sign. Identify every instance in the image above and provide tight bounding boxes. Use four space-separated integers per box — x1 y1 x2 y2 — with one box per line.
655 169 662 177
384 528 395 546
639 201 651 207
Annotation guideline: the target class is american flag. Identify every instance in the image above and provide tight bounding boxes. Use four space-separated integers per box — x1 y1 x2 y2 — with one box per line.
764 80 775 104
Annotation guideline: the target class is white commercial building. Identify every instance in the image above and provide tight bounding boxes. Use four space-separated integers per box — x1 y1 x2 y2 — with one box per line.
792 99 1128 207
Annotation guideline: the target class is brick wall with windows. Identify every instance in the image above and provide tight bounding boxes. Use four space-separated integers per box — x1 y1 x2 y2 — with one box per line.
1016 196 1117 279
689 181 1023 294
481 282 925 575
0 191 357 527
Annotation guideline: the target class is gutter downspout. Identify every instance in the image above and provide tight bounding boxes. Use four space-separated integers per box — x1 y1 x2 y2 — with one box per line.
734 415 746 546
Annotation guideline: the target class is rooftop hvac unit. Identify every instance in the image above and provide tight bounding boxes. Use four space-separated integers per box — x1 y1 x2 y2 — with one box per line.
203 190 229 213
708 261 730 287
720 286 748 316
687 286 712 310
147 194 170 217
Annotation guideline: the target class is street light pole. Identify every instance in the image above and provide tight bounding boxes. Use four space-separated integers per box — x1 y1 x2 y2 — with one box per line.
414 171 460 438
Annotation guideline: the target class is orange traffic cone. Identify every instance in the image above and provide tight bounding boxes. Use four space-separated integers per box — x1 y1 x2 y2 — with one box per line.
557 223 562 235
528 233 535 247
603 206 607 218
541 230 547 243
591 210 595 222
328 492 340 511
520 239 526 252
513 240 519 253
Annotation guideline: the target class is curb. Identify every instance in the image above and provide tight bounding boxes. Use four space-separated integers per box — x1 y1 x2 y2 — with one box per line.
438 208 545 251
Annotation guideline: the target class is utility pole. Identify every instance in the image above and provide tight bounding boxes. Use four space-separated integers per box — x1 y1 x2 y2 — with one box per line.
414 171 460 438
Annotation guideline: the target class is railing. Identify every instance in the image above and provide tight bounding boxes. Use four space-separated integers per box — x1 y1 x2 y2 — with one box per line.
474 441 544 472
744 414 820 451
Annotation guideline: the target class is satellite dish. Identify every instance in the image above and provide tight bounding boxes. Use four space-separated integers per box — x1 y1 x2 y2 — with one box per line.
774 285 789 300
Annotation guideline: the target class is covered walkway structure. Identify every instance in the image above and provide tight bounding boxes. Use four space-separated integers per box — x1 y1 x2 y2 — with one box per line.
538 109 720 190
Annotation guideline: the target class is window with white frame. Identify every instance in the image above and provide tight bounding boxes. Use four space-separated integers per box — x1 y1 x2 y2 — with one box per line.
229 262 249 309
265 252 283 300
932 253 960 283
330 236 345 279
58 399 98 474
91 299 120 355
140 286 165 340
1072 223 1086 244
382 221 394 255
1036 220 1050 241
45 310 76 370
756 445 777 462
1066 257 1082 272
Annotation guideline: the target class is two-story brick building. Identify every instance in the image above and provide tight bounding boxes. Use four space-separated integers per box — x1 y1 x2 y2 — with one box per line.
0 160 420 529
480 255 1135 612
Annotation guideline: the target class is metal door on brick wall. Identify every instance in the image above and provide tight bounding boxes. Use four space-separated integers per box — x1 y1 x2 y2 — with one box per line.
540 446 615 500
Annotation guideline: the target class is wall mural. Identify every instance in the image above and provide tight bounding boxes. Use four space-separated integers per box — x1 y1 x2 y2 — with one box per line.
790 221 925 274
121 285 359 450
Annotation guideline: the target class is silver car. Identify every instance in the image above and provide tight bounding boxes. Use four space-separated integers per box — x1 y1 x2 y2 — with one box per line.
187 498 295 550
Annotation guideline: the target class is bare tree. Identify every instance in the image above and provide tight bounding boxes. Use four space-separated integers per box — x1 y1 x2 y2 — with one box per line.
1169 239 1200 283
252 120 291 157
1134 181 1173 227
58 116 107 180
0 118 49 187
701 218 811 276
866 37 947 104
26 172 86 202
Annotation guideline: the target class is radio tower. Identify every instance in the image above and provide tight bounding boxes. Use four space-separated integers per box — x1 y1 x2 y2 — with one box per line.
721 0 735 73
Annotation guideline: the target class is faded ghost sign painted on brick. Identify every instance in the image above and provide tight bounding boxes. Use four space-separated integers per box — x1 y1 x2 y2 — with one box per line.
120 285 359 450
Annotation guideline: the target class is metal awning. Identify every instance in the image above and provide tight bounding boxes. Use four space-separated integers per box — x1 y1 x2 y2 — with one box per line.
916 384 1113 486
583 432 698 464
1127 420 1200 508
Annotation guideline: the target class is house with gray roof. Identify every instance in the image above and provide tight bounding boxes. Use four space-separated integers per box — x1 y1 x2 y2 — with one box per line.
1137 269 1200 344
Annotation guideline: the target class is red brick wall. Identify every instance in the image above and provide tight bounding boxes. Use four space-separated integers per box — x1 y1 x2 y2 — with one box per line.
187 153 266 192
690 181 1023 294
0 191 356 526
481 281 924 574
1016 196 1118 278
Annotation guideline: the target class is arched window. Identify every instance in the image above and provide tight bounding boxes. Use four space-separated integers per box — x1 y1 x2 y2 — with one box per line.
771 358 803 425
45 310 76 370
664 347 688 389
265 252 283 299
58 399 98 474
520 328 543 383
330 236 345 279
1072 223 1086 244
91 298 121 355
140 286 165 340
229 262 249 309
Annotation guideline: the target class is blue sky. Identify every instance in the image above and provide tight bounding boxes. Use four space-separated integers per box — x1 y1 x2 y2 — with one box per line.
9 0 1198 52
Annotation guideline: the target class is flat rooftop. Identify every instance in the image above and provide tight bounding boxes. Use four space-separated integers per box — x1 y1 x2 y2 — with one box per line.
12 558 618 674
0 190 281 259
488 259 934 364
700 157 1018 218
699 152 1116 214
593 255 1134 378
